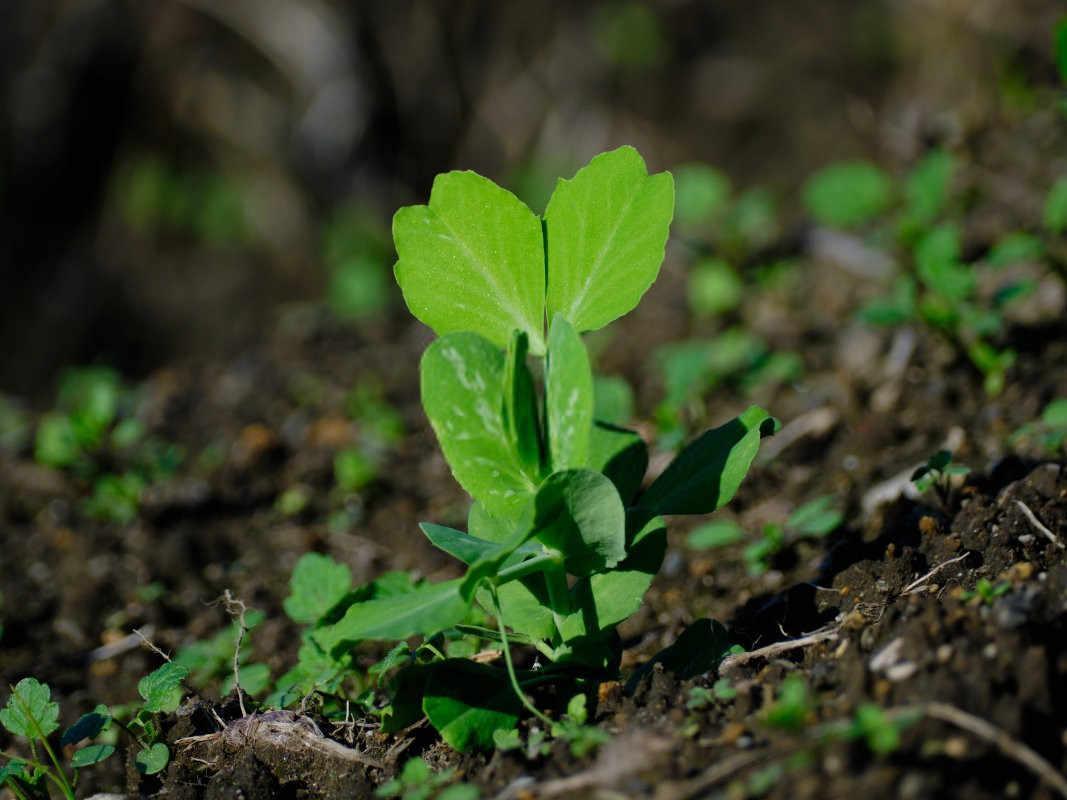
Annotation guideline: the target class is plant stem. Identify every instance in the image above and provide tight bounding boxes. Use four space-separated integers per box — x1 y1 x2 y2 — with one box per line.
490 586 554 729
496 552 561 584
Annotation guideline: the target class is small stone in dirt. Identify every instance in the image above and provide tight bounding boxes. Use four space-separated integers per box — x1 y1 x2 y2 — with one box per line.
936 644 953 664
994 588 1039 629
869 637 905 673
944 736 969 758
886 662 918 681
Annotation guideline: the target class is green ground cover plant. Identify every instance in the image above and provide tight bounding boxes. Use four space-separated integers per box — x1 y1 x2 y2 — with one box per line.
686 495 842 575
1 663 189 798
32 366 184 523
804 151 1066 396
274 146 776 752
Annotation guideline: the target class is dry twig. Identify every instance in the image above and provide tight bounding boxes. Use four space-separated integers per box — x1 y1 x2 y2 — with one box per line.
718 626 839 676
1014 500 1064 549
900 552 970 596
922 702 1067 799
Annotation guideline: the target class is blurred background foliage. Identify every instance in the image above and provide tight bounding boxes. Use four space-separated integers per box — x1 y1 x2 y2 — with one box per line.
0 0 1064 398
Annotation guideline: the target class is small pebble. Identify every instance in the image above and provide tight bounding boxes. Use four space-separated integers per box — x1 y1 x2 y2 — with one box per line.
886 662 918 681
983 643 998 659
944 736 968 758
936 644 953 664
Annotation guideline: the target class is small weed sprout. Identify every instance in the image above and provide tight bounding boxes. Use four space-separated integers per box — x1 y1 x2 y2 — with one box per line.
960 578 1011 606
911 450 970 510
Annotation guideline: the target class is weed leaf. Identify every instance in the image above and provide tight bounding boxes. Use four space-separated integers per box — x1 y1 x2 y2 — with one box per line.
1 678 60 738
135 742 170 775
804 161 891 228
138 663 189 713
283 553 353 624
70 744 115 768
61 704 110 745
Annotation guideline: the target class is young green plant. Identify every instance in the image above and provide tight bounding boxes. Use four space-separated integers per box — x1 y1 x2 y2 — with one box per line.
306 146 777 751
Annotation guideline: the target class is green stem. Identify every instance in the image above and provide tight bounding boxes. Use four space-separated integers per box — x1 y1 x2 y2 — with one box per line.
36 736 74 800
111 717 148 751
496 552 560 584
6 779 29 800
489 586 554 729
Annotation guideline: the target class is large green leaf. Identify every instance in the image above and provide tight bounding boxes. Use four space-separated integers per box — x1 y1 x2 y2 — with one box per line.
639 406 776 516
545 315 594 471
421 333 538 518
393 171 546 352
422 661 521 752
467 502 513 544
421 523 507 565
502 330 543 479
283 553 353 624
1 678 60 739
534 470 626 576
560 515 667 641
544 146 674 332
315 579 470 653
587 421 648 504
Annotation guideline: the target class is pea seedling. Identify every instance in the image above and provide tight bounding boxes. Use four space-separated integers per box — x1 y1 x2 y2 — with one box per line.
305 147 776 751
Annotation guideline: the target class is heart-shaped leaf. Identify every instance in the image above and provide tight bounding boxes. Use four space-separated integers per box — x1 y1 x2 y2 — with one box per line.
394 171 546 353
545 315 594 471
135 742 170 775
639 406 776 516
534 470 626 576
421 333 539 518
545 146 674 333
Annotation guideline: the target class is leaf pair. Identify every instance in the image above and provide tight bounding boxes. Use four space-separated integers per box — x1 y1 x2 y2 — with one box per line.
394 146 674 354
